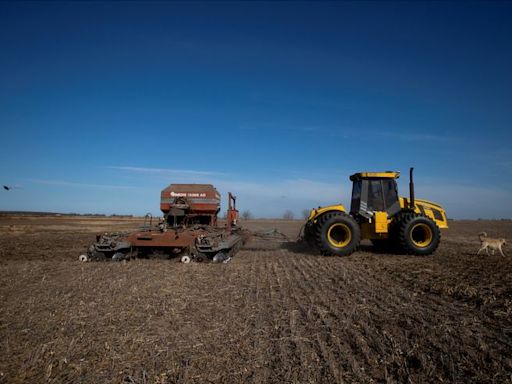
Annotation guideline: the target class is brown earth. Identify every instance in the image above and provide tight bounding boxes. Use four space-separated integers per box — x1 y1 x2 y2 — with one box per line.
0 215 511 383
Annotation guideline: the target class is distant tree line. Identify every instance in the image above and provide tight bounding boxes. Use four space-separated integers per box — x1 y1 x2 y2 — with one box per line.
282 210 294 220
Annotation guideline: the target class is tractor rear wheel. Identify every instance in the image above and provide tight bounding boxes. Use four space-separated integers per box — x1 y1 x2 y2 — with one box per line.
396 213 440 255
315 213 360 256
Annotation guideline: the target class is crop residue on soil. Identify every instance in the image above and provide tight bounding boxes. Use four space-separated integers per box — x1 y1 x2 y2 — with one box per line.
0 216 511 383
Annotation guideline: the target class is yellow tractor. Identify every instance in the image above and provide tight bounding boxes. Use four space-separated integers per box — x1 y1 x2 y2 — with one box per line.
302 168 448 256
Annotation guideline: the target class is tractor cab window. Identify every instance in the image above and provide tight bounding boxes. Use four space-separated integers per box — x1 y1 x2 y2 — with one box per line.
350 180 362 214
351 178 400 217
367 180 385 211
383 179 399 210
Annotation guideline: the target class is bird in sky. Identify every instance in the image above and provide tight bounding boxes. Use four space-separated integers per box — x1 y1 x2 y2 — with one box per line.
3 185 21 191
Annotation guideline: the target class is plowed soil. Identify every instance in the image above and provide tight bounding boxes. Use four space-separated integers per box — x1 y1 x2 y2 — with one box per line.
0 216 511 383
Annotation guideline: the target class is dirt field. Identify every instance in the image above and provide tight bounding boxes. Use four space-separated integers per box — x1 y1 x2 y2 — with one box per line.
0 216 511 383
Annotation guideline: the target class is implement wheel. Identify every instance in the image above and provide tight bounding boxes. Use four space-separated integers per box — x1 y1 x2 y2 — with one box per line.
315 213 360 256
396 213 440 255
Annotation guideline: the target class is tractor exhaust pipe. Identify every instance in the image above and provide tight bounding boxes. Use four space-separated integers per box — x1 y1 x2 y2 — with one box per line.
409 167 415 209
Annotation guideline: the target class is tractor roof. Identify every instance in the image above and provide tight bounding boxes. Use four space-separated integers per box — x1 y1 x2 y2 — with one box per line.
349 171 400 181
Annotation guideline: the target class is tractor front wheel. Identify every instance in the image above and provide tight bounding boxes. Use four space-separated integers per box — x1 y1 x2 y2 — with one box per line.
396 213 440 255
315 213 360 256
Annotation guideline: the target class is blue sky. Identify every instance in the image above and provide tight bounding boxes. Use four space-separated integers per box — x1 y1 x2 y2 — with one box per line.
1 1 511 219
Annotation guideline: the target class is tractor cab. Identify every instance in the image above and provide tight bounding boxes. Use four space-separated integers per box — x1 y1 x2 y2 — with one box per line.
349 172 402 219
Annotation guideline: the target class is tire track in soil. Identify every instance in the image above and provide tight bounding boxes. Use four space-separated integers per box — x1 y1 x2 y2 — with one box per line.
350 255 512 372
268 250 320 383
274 252 341 383
264 253 292 382
290 252 512 383
303 256 378 380
287 253 434 381
243 251 275 384
235 248 508 380
284 254 375 383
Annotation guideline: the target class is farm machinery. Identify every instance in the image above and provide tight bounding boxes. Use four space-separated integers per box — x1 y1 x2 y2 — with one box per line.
302 168 448 256
80 184 247 263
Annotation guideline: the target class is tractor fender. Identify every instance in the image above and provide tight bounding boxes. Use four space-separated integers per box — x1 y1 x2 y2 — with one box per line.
307 204 347 223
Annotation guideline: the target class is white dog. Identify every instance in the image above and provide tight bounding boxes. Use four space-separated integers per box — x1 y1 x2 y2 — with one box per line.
477 232 507 256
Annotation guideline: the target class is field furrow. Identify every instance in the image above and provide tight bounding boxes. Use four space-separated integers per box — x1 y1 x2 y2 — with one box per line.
1 217 511 383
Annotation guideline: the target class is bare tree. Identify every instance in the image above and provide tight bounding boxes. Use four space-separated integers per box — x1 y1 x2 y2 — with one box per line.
241 210 253 220
302 209 310 220
283 210 294 220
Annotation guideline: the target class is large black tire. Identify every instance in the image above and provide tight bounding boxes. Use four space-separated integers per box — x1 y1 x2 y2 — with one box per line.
194 252 208 263
395 213 441 255
315 212 360 256
303 223 315 246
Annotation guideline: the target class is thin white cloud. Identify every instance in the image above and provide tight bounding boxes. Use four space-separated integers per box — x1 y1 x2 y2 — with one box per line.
375 131 452 142
36 163 507 219
212 178 348 218
419 182 512 219
23 174 512 219
239 125 452 141
216 178 344 201
105 166 227 176
28 179 144 190
239 123 322 133
217 178 512 219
